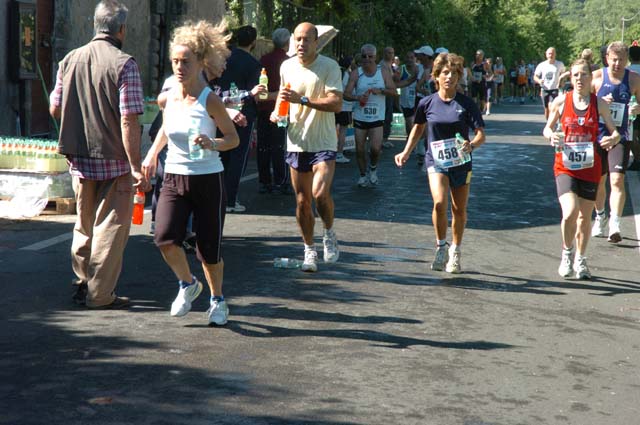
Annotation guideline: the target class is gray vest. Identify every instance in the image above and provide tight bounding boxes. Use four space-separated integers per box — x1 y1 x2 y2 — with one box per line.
57 34 135 160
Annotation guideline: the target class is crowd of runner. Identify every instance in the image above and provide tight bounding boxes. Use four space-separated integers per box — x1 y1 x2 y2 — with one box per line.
50 1 640 325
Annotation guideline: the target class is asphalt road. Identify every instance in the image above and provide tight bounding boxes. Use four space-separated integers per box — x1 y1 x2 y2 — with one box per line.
1 99 639 425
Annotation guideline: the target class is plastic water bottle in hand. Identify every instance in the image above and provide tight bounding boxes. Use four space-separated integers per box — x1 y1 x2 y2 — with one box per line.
277 83 291 128
188 118 204 160
132 190 145 225
454 133 472 164
259 68 269 100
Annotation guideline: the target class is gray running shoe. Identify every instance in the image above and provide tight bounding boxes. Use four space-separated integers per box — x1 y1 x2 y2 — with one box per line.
431 243 449 271
207 299 229 326
591 214 608 238
558 248 574 278
302 249 318 272
574 256 591 280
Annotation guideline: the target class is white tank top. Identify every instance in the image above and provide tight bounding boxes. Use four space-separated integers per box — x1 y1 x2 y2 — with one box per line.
163 86 223 175
353 67 386 122
341 70 353 112
399 65 417 109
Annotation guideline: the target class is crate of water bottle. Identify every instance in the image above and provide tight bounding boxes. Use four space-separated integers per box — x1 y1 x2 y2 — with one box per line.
0 169 73 198
0 137 68 172
391 113 405 136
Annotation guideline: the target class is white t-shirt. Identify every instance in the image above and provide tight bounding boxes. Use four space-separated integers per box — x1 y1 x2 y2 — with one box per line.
534 60 565 90
280 54 342 152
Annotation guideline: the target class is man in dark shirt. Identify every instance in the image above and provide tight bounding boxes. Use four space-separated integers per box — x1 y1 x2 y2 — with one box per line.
213 25 262 212
256 28 291 194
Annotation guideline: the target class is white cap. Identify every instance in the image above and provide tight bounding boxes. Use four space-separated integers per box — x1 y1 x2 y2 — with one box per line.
435 47 449 54
413 45 434 57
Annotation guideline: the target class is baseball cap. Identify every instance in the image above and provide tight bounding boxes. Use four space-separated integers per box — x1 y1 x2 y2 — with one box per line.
414 45 434 57
435 47 449 54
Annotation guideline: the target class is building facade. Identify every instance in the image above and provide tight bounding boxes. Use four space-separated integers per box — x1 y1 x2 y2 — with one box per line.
0 0 225 137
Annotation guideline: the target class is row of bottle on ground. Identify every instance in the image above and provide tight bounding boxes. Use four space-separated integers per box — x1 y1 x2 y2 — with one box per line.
0 138 68 172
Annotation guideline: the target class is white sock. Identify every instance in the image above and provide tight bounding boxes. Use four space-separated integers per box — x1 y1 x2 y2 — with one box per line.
450 243 460 253
595 209 606 216
304 243 315 252
610 214 620 226
436 239 447 247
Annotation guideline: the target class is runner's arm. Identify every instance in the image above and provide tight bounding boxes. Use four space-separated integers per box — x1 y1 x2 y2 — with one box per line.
597 97 621 150
343 69 359 101
395 123 426 167
542 93 566 142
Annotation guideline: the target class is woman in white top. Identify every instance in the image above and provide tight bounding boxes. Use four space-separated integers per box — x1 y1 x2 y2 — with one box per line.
142 21 239 326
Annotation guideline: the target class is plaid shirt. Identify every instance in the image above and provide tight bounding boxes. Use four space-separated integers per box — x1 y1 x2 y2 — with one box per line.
51 58 144 180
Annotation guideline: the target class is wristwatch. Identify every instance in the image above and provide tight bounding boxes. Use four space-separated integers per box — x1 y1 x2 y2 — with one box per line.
300 96 310 106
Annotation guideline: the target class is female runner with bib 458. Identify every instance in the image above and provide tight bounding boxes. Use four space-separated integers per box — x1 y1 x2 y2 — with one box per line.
395 53 485 273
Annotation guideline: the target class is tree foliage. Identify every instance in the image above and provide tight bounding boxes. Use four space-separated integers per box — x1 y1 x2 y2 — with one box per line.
555 0 640 63
224 0 573 65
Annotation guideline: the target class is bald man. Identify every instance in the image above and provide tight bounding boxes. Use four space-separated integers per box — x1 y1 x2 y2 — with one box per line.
271 22 343 272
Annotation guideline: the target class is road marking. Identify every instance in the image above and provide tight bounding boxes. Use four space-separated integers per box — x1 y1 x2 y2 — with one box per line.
240 172 258 183
627 169 640 256
21 233 73 251
20 173 260 251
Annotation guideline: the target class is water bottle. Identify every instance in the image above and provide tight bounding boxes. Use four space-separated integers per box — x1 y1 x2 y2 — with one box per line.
229 82 242 111
258 68 269 100
132 190 145 225
629 95 637 122
553 123 564 153
187 118 204 160
277 83 291 128
454 133 471 164
273 257 302 269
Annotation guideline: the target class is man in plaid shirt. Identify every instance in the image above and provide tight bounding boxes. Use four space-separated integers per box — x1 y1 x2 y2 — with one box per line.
49 0 149 309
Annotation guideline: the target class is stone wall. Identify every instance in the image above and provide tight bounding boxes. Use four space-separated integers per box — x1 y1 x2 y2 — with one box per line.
0 0 226 136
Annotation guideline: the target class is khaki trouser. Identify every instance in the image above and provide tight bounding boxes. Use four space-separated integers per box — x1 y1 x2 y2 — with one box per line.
71 174 133 307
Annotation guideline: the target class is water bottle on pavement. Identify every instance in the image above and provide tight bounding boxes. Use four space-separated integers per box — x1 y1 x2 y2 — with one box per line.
273 257 302 269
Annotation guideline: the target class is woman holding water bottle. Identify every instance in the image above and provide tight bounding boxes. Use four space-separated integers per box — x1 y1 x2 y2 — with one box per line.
395 52 485 274
542 58 620 280
142 20 239 326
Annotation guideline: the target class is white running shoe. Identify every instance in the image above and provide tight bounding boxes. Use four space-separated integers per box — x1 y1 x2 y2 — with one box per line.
302 249 318 272
574 256 591 280
207 299 229 326
226 201 246 213
445 246 462 274
431 243 449 271
323 229 339 263
607 220 622 243
170 279 203 317
368 168 378 185
591 214 608 238
357 175 369 187
335 153 350 163
558 248 574 278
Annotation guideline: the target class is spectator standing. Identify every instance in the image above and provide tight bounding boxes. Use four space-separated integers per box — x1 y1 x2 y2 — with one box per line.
256 28 291 194
213 25 262 213
49 0 149 309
